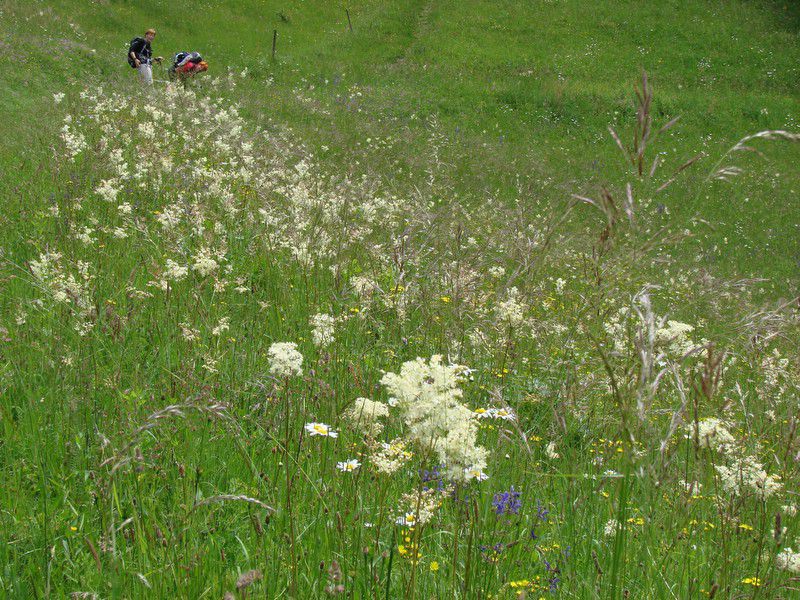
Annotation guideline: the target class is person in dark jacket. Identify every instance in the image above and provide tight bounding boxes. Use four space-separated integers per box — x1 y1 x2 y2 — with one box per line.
128 29 161 85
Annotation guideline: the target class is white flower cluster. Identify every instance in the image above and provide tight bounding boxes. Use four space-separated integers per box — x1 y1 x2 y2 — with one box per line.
715 455 782 499
395 489 442 527
776 547 800 574
29 251 94 335
604 518 620 537
655 320 696 356
310 313 335 347
191 248 220 277
344 397 389 437
495 286 526 327
685 418 735 451
381 355 488 482
268 342 304 377
371 438 412 475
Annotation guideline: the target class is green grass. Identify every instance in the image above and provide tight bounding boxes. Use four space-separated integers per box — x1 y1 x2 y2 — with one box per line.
1 1 799 598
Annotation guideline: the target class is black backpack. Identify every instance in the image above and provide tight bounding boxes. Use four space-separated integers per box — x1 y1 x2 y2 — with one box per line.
172 51 203 69
127 37 144 68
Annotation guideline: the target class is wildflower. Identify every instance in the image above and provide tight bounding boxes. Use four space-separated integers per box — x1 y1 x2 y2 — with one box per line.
474 407 516 421
191 248 219 277
396 513 418 527
535 499 550 521
304 422 338 438
655 320 696 355
686 418 735 451
395 489 443 527
463 467 489 481
776 548 800 574
53 92 65 104
495 286 526 326
492 486 522 515
604 519 620 537
343 397 389 437
381 355 488 482
371 439 412 475
212 317 230 336
163 259 188 282
95 179 119 203
715 455 782 499
179 322 200 342
545 441 560 459
336 459 361 472
429 561 439 572
268 342 303 377
421 465 447 492
310 313 335 347
741 577 761 587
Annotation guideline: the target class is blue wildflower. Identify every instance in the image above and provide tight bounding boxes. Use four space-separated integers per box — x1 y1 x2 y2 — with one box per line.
492 486 522 515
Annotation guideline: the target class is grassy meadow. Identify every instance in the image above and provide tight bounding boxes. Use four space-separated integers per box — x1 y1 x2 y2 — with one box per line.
1 0 799 598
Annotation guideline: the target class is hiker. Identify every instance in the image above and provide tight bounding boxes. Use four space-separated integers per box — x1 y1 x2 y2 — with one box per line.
168 51 209 81
128 29 162 85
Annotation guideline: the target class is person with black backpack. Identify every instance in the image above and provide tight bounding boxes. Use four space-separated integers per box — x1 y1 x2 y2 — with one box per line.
128 29 162 85
168 51 208 82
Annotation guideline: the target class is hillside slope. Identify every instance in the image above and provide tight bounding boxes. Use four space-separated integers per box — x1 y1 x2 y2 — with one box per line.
2 0 799 283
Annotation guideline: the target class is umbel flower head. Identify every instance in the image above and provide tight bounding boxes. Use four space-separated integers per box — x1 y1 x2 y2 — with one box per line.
381 355 488 482
268 342 303 377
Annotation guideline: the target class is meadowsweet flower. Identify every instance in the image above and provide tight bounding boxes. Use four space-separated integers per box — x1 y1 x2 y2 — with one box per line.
381 355 488 482
395 489 442 526
715 455 782 499
163 259 188 282
686 418 735 451
371 439 412 475
268 342 303 377
776 548 800 573
179 322 200 342
336 459 360 472
310 313 335 347
495 286 525 326
343 397 389 437
61 122 86 157
604 519 620 537
191 248 219 277
305 422 338 438
53 92 65 104
655 320 696 355
95 179 119 203
212 317 230 336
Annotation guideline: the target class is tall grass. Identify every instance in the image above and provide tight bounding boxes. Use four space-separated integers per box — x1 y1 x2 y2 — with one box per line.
0 65 797 598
